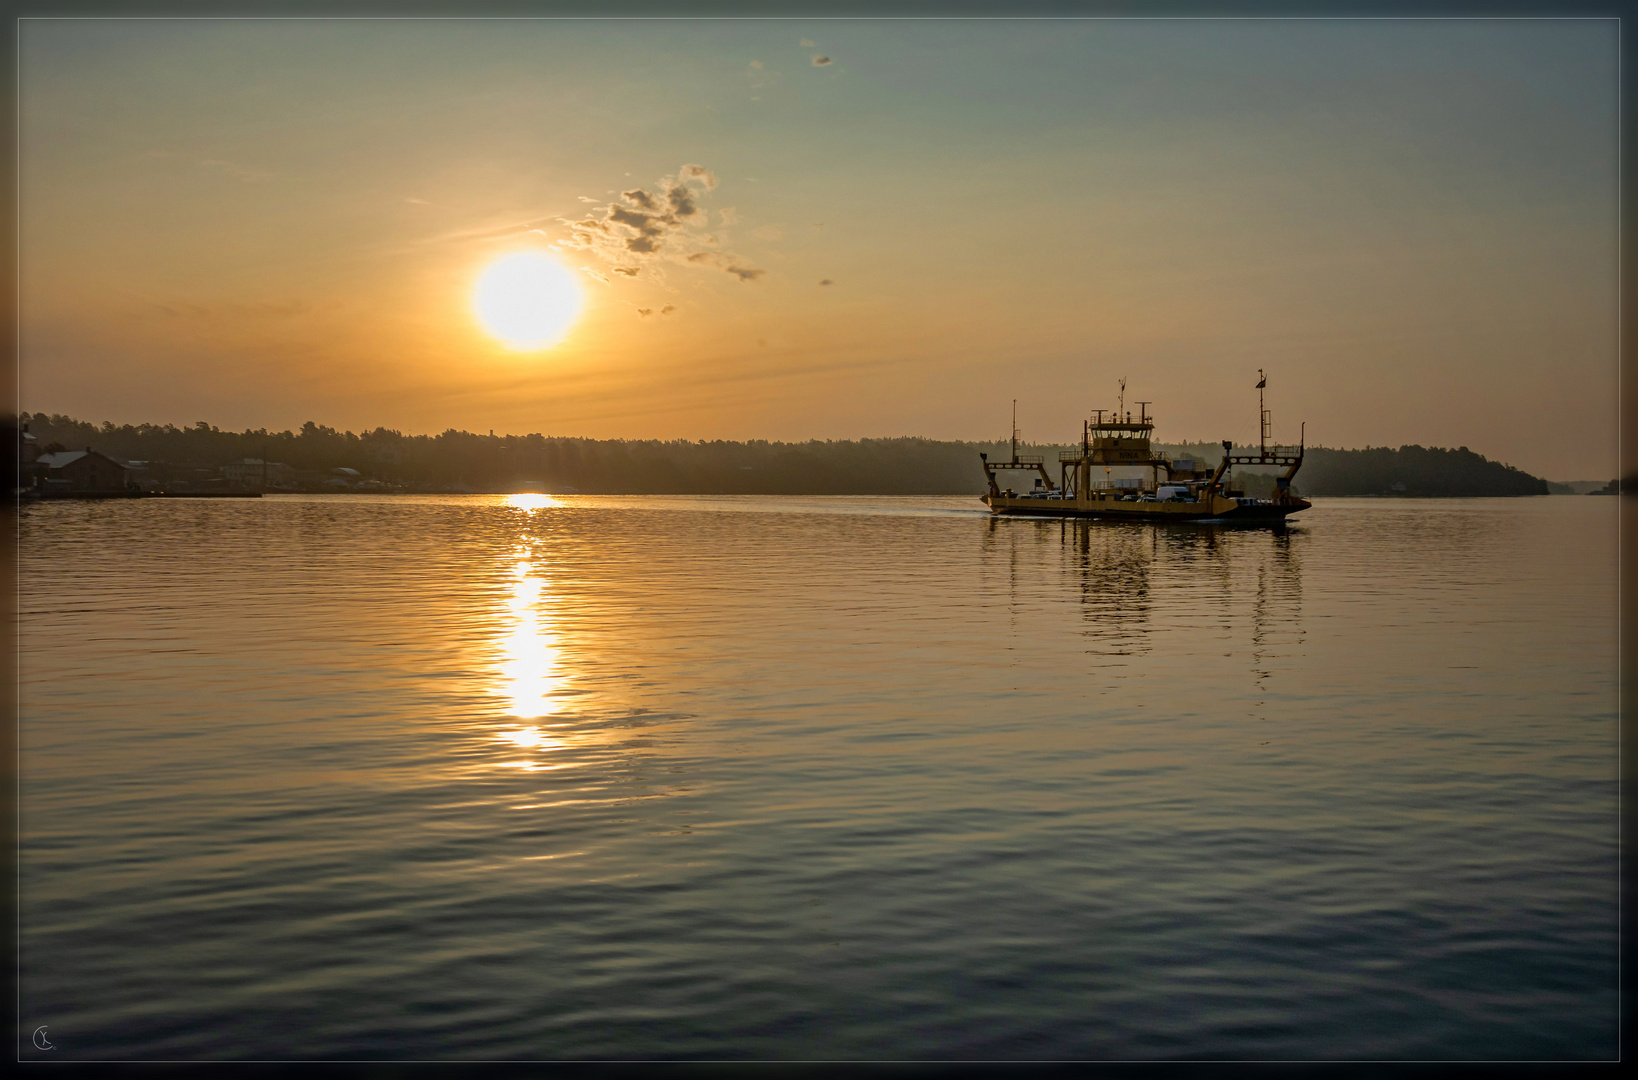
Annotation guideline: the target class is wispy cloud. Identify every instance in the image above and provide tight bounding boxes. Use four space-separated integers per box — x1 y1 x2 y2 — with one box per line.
564 163 714 263
144 150 271 183
200 158 271 182
745 59 774 95
415 215 561 247
561 164 764 283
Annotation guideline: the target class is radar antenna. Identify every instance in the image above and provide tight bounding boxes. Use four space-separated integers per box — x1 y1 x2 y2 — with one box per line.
1257 369 1270 453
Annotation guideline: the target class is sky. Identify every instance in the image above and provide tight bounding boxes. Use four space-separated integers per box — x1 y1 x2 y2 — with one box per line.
19 17 1619 479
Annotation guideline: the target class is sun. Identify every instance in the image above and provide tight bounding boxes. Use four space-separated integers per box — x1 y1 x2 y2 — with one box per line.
473 252 584 349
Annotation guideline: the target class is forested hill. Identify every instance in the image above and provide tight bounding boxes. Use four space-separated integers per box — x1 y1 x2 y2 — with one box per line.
15 413 1548 497
1165 441 1550 497
17 413 1018 495
1293 445 1548 497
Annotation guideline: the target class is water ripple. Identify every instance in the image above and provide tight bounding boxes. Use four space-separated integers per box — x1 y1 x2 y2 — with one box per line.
19 494 1617 1059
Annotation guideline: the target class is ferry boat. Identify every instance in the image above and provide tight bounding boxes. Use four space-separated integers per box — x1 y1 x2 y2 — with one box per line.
981 373 1310 522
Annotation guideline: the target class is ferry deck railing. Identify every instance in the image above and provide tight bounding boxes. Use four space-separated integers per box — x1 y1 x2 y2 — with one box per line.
1058 450 1172 463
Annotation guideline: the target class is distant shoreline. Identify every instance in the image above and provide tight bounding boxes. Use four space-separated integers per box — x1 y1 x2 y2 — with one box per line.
11 412 1591 500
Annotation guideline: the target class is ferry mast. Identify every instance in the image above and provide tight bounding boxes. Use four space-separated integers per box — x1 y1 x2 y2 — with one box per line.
1206 369 1304 503
979 399 1052 495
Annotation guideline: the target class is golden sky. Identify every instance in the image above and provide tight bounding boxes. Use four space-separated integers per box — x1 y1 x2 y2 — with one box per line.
20 18 1618 478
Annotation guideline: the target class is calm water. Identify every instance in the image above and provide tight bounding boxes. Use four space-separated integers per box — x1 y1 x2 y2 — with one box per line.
19 494 1618 1060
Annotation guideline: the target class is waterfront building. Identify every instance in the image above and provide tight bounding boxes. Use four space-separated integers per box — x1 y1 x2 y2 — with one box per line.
221 458 296 489
17 425 42 492
36 449 133 493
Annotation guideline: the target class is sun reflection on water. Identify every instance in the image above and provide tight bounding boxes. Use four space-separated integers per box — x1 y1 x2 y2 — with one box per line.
493 723 572 770
499 727 563 750
499 548 561 720
504 493 559 512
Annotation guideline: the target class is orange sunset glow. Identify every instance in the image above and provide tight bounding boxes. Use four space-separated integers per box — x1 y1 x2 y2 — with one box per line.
18 18 1618 478
15 14 1623 1064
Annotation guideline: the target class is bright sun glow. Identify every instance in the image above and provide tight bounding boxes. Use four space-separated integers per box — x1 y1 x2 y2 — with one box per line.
474 252 584 349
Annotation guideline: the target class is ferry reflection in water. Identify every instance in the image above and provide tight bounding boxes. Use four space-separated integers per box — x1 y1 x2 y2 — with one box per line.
494 493 568 766
987 514 1306 690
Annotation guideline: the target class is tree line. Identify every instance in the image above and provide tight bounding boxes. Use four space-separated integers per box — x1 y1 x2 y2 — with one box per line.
15 412 1548 497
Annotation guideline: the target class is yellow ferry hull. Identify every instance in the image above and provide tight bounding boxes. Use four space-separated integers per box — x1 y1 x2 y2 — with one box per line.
983 492 1310 521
